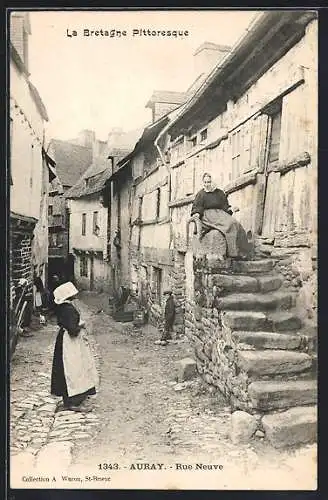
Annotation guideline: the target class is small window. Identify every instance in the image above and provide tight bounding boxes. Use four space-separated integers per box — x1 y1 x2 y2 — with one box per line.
200 129 208 142
93 211 99 234
138 196 143 219
231 128 244 180
191 136 197 148
80 255 88 277
267 104 282 165
153 267 163 303
82 213 86 235
156 188 161 219
48 205 53 216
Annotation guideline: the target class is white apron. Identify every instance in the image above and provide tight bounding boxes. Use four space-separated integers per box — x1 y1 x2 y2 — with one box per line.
62 329 98 398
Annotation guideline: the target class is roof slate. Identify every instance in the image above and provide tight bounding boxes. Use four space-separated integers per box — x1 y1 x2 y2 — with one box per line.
64 128 144 199
65 145 133 199
49 139 93 188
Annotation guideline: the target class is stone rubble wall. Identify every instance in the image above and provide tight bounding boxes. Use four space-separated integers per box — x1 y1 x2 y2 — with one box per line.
170 251 186 337
255 235 317 328
129 246 187 336
185 264 252 412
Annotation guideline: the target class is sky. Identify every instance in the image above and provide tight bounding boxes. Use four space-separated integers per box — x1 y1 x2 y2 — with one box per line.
26 10 259 142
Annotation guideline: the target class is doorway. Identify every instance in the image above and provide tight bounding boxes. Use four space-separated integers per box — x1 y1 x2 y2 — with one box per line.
259 101 282 238
90 255 94 291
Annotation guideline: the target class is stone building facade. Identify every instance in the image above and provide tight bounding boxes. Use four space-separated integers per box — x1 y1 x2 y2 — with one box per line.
9 12 54 350
65 138 109 292
128 122 173 327
112 11 317 447
66 129 140 293
155 10 317 447
159 10 318 337
46 132 93 284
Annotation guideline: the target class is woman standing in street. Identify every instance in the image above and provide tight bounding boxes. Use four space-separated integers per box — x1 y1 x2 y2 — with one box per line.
50 282 98 412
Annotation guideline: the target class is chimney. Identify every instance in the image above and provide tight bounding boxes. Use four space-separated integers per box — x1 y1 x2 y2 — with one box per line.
193 42 231 79
77 129 95 148
145 91 186 123
10 12 31 71
107 127 125 150
92 138 100 161
92 138 107 161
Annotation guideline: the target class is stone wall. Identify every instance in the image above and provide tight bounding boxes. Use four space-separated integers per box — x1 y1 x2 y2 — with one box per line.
10 215 36 341
184 251 252 411
130 243 173 329
171 251 186 336
255 236 317 328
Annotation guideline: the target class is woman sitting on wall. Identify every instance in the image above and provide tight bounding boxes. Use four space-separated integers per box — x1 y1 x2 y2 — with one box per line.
190 172 252 259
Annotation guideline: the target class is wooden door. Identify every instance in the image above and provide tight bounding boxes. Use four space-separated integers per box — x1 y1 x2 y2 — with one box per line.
90 255 94 291
259 102 282 238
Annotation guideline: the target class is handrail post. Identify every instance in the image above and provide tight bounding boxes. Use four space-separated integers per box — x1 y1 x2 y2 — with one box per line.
186 216 202 247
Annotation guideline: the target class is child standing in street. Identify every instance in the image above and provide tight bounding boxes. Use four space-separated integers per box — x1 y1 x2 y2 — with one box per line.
156 289 176 345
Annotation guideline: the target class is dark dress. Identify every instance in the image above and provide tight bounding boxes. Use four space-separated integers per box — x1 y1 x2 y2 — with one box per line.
51 302 96 406
191 188 252 258
161 295 176 341
191 188 233 217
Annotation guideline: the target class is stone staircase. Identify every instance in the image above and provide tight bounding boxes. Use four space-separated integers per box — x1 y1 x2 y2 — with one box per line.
213 257 317 448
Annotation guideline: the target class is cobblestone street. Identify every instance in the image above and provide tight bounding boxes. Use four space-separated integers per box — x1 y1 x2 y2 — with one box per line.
10 293 316 490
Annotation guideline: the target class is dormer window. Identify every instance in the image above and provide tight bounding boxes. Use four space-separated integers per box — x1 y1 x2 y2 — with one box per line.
200 128 208 143
191 136 197 148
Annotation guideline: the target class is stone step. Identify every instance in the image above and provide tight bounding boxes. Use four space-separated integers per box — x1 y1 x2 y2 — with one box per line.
222 310 302 332
215 291 293 312
267 311 302 332
232 331 303 350
248 380 317 411
232 259 275 274
211 274 283 294
222 311 268 331
262 405 317 448
211 274 258 293
257 275 283 293
237 350 312 376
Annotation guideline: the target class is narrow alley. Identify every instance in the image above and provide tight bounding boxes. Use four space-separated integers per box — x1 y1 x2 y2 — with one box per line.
10 294 316 490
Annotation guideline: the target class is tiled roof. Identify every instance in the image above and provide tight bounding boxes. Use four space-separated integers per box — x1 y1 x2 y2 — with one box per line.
49 139 93 188
65 146 132 199
116 116 169 170
64 128 143 199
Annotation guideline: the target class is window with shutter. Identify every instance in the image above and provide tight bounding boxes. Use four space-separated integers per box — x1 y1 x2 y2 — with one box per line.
93 211 99 234
156 188 161 219
82 213 86 235
184 160 195 196
268 106 282 165
152 267 163 303
231 129 242 180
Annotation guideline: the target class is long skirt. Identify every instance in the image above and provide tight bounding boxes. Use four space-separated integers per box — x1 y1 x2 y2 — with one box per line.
201 208 252 258
51 328 97 406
